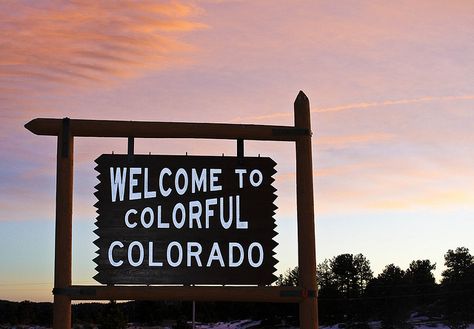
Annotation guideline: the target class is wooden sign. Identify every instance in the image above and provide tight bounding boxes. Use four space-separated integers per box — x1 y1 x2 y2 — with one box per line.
93 154 278 285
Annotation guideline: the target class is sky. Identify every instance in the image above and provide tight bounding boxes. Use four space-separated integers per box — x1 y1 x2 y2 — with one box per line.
0 0 473 302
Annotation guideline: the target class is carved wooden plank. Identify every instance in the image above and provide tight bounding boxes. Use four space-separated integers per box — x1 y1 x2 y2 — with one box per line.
25 118 309 141
94 154 278 285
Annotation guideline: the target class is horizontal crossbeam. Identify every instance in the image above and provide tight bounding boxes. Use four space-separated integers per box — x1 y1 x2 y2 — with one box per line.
53 285 314 303
25 118 310 141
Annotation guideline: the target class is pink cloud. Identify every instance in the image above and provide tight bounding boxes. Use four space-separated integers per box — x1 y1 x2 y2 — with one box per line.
0 0 206 93
315 156 474 214
315 95 474 114
316 133 395 149
368 190 474 211
230 95 474 123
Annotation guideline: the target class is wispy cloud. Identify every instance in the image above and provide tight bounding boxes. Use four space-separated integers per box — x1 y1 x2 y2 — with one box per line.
368 190 474 210
316 133 394 149
315 156 474 214
231 95 474 123
315 161 382 178
315 95 474 114
0 0 206 91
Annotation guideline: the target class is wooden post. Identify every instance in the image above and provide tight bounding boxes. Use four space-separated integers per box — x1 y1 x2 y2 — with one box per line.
294 91 318 329
53 118 73 329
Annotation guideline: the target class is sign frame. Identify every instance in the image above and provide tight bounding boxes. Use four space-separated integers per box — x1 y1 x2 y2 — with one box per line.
25 91 318 329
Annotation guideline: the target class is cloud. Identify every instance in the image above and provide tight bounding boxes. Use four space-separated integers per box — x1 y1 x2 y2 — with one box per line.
315 95 474 114
230 95 474 123
0 0 206 92
368 191 474 211
315 161 382 178
315 155 474 215
316 133 394 149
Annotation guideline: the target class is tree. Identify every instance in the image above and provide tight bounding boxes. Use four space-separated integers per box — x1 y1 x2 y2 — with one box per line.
365 264 410 329
276 266 299 286
404 259 437 306
354 254 374 293
316 254 373 324
331 254 355 296
330 253 373 298
378 264 406 283
442 247 473 284
317 259 335 293
366 264 407 297
405 260 436 286
440 247 474 327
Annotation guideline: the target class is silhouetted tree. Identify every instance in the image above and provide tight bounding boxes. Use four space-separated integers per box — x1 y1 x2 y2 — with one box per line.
330 253 373 298
316 253 372 324
353 254 374 294
378 264 406 283
442 247 473 284
441 247 474 328
317 259 340 298
366 264 407 297
404 259 437 305
276 266 299 286
406 260 436 285
317 259 333 290
366 264 411 328
316 259 341 324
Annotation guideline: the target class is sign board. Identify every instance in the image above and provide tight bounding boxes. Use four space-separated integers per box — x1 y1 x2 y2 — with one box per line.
93 154 278 285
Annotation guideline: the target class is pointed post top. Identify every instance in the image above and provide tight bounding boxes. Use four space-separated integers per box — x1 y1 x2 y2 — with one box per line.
294 90 311 130
295 90 309 105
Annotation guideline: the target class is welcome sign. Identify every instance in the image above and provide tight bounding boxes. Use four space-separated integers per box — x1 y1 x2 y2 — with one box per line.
93 154 278 285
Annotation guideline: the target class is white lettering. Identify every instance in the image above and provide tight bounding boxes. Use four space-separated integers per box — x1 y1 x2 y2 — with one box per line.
148 241 163 267
156 205 169 228
205 198 217 229
172 203 186 229
144 168 156 199
110 167 126 202
219 196 233 229
187 242 203 267
167 241 183 267
175 168 188 195
248 242 264 267
128 241 144 267
189 201 202 228
125 209 138 228
235 195 248 229
108 241 124 267
191 168 207 193
159 168 172 197
210 169 222 191
234 169 247 188
207 242 225 267
140 207 154 229
129 167 142 200
250 169 263 187
229 242 244 267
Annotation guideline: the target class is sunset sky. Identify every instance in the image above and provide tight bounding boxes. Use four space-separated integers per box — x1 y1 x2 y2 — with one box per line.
1 0 473 302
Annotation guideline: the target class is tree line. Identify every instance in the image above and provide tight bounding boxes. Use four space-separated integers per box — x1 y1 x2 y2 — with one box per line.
277 246 474 328
1 247 473 328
